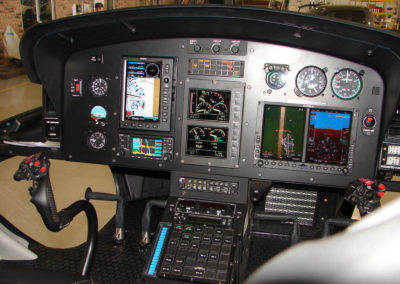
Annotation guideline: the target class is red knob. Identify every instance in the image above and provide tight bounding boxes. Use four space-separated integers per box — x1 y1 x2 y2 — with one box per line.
378 192 385 198
367 117 373 122
34 161 41 167
366 180 373 186
378 184 386 191
40 167 47 173
25 158 32 164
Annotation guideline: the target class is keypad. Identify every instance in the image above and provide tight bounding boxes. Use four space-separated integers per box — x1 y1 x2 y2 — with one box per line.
158 222 235 283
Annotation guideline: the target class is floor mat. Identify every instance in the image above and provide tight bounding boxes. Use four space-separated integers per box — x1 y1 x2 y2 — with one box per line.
246 233 291 277
0 198 165 284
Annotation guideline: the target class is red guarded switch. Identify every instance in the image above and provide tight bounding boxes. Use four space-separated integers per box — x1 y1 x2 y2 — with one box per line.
34 161 41 167
365 180 373 186
378 192 385 198
367 117 373 122
40 167 47 173
75 82 80 93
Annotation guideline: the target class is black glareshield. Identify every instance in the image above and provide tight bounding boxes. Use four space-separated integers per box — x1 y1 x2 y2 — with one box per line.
13 153 98 276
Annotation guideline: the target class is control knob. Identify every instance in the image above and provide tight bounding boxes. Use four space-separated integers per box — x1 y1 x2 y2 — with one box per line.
363 115 376 128
230 45 240 54
116 150 125 157
163 77 169 83
163 153 172 162
212 44 221 53
257 160 264 167
194 44 202 53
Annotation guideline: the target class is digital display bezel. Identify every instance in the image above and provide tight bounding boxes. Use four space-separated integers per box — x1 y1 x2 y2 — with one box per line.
123 60 161 122
260 105 306 161
186 126 229 159
120 57 173 132
131 136 163 158
188 89 231 122
306 108 352 165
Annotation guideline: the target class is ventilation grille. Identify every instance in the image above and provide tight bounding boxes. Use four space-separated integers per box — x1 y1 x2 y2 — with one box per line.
264 187 318 226
387 108 400 138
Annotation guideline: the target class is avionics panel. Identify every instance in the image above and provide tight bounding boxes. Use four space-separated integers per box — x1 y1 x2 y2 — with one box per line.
120 57 174 131
260 105 306 161
306 109 352 165
117 134 173 161
180 79 245 168
254 102 358 175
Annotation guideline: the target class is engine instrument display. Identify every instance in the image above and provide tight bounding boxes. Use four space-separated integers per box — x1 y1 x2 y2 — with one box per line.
123 61 161 122
260 105 306 161
296 66 327 97
186 126 228 158
306 109 352 165
131 137 163 157
331 69 362 99
189 89 230 121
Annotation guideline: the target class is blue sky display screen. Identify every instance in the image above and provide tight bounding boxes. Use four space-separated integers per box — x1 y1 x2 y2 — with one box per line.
131 137 163 157
306 109 351 165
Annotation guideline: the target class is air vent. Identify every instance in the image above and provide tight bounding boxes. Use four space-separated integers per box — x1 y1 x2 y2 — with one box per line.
387 108 400 138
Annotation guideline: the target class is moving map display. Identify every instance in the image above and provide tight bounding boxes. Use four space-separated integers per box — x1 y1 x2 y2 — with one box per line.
306 109 351 165
124 61 161 122
131 137 163 157
260 106 306 161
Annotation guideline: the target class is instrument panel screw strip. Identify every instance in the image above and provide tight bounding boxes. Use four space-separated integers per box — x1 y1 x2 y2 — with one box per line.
115 76 118 79
175 152 179 156
113 112 117 115
250 48 254 53
258 173 262 177
186 78 190 82
310 178 314 181
242 159 246 162
179 81 183 85
208 168 211 172
263 91 266 94
267 89 272 94
180 160 184 163
177 117 181 120
245 122 249 126
181 45 185 49
247 85 252 90
68 155 72 159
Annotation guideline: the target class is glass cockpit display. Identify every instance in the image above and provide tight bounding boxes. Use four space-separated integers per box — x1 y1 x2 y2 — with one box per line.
123 61 161 122
189 89 230 121
131 137 163 157
186 126 228 158
306 109 352 165
260 106 306 161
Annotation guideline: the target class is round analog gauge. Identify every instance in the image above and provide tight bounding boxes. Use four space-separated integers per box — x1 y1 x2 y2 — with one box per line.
91 78 108 96
213 103 228 114
199 92 224 105
210 129 227 142
90 106 107 120
296 66 327 97
331 69 362 99
188 127 205 140
145 63 160 78
88 132 106 150
196 102 212 114
266 70 287 89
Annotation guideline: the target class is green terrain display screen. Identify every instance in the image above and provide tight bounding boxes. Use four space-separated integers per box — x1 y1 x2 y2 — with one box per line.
260 105 306 161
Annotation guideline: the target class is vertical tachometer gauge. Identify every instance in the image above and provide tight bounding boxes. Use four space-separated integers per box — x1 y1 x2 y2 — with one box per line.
331 69 362 100
91 78 108 96
296 66 327 97
88 132 106 150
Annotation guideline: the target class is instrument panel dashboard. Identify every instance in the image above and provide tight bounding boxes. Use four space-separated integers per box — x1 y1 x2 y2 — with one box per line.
62 37 384 187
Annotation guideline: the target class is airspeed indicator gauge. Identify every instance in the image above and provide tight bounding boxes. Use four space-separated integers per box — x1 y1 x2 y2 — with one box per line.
296 66 327 97
91 78 108 96
88 132 106 150
331 69 362 100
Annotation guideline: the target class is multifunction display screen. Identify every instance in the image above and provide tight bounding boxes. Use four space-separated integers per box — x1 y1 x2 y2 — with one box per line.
131 137 163 157
123 61 161 122
260 105 306 161
186 126 228 158
306 109 351 165
189 89 230 121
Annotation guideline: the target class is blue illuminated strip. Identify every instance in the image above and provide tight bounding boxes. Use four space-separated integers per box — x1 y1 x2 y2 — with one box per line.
148 227 168 275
